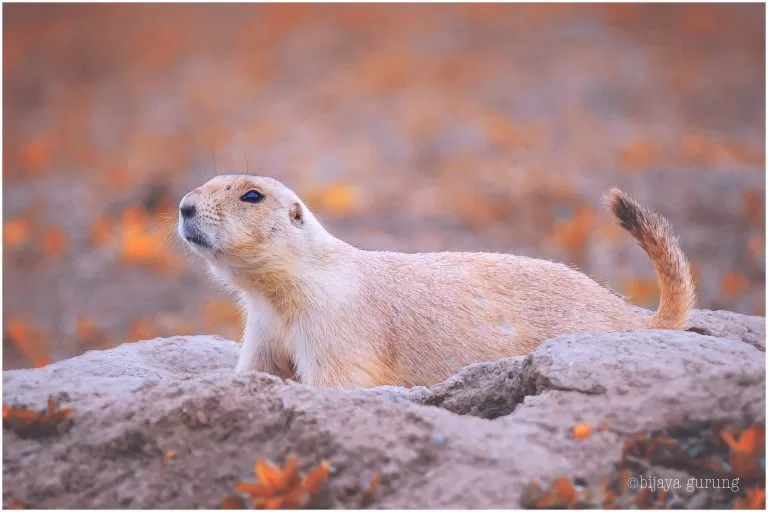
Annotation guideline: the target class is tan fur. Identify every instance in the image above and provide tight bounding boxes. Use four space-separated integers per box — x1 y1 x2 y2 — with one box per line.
178 175 696 388
601 188 696 329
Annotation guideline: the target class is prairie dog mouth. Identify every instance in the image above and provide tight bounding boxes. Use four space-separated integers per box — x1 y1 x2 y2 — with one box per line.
180 220 213 249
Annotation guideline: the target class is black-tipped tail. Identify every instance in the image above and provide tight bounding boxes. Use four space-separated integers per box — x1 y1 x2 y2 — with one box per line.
603 188 696 329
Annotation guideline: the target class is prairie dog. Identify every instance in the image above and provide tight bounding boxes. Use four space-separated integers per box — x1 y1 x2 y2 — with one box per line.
178 174 695 388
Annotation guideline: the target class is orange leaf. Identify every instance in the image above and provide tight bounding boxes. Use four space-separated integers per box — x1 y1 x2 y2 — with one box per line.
572 423 593 440
619 139 659 170
747 235 765 263
302 460 331 493
279 455 301 490
234 481 274 498
5 497 27 510
231 456 333 508
4 218 31 247
553 477 578 502
118 206 181 272
203 300 242 335
255 458 284 490
602 488 616 507
304 184 360 216
263 496 286 509
722 426 757 454
721 425 764 479
552 207 594 257
3 399 74 438
32 354 50 369
42 226 69 257
19 136 52 172
482 113 520 148
734 486 766 510
127 317 160 342
721 272 747 296
75 315 96 340
624 278 659 305
535 476 579 508
90 217 113 246
6 320 50 368
4 407 39 422
277 485 307 509
221 494 247 509
359 473 382 507
743 189 764 225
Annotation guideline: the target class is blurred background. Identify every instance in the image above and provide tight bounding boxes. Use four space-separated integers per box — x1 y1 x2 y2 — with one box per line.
3 3 765 370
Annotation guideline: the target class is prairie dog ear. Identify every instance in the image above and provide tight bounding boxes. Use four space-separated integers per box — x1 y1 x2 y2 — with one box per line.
289 202 304 226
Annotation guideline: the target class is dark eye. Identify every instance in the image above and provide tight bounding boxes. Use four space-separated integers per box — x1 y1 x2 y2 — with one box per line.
240 190 265 203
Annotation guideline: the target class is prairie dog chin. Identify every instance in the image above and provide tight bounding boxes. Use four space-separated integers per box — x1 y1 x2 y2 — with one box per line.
178 174 696 388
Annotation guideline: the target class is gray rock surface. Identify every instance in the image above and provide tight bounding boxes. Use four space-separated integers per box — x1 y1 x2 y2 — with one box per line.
3 309 765 508
688 309 766 351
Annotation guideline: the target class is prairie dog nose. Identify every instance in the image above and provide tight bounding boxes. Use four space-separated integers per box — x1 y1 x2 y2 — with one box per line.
179 189 202 218
180 204 196 219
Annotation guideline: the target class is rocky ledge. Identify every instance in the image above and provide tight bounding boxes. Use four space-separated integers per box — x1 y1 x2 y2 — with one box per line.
2 309 765 509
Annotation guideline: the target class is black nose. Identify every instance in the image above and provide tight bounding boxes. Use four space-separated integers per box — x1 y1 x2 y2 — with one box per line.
180 204 196 219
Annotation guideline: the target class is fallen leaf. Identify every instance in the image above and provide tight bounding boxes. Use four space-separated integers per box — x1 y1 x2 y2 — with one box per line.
721 425 765 479
5 497 27 509
4 218 31 247
721 425 759 454
19 135 52 172
90 217 113 246
552 207 594 258
721 272 747 296
624 278 659 305
6 320 50 368
231 456 331 509
42 226 69 257
75 315 96 340
3 398 74 438
255 458 291 491
304 184 360 216
358 473 382 508
619 139 659 170
127 317 157 342
301 461 330 493
743 189 764 225
118 205 182 272
204 300 242 337
733 486 766 510
572 423 593 440
222 495 247 509
534 476 580 508
482 113 520 148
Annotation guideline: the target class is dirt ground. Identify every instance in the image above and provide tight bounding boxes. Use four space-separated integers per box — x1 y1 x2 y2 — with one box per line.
3 4 765 369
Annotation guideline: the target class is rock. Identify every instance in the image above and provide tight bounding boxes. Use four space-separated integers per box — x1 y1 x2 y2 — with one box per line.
688 309 766 351
2 310 764 508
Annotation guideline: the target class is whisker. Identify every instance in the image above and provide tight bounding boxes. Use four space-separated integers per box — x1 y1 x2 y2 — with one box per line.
242 147 249 173
162 226 179 245
211 142 218 178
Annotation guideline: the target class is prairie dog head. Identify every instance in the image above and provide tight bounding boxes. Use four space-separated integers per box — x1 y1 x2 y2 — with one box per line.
178 174 326 278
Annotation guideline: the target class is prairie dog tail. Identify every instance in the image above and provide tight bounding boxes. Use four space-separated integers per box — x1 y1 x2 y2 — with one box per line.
602 188 696 329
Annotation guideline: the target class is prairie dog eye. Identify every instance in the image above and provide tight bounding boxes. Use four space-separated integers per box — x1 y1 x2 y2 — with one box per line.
240 190 265 203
